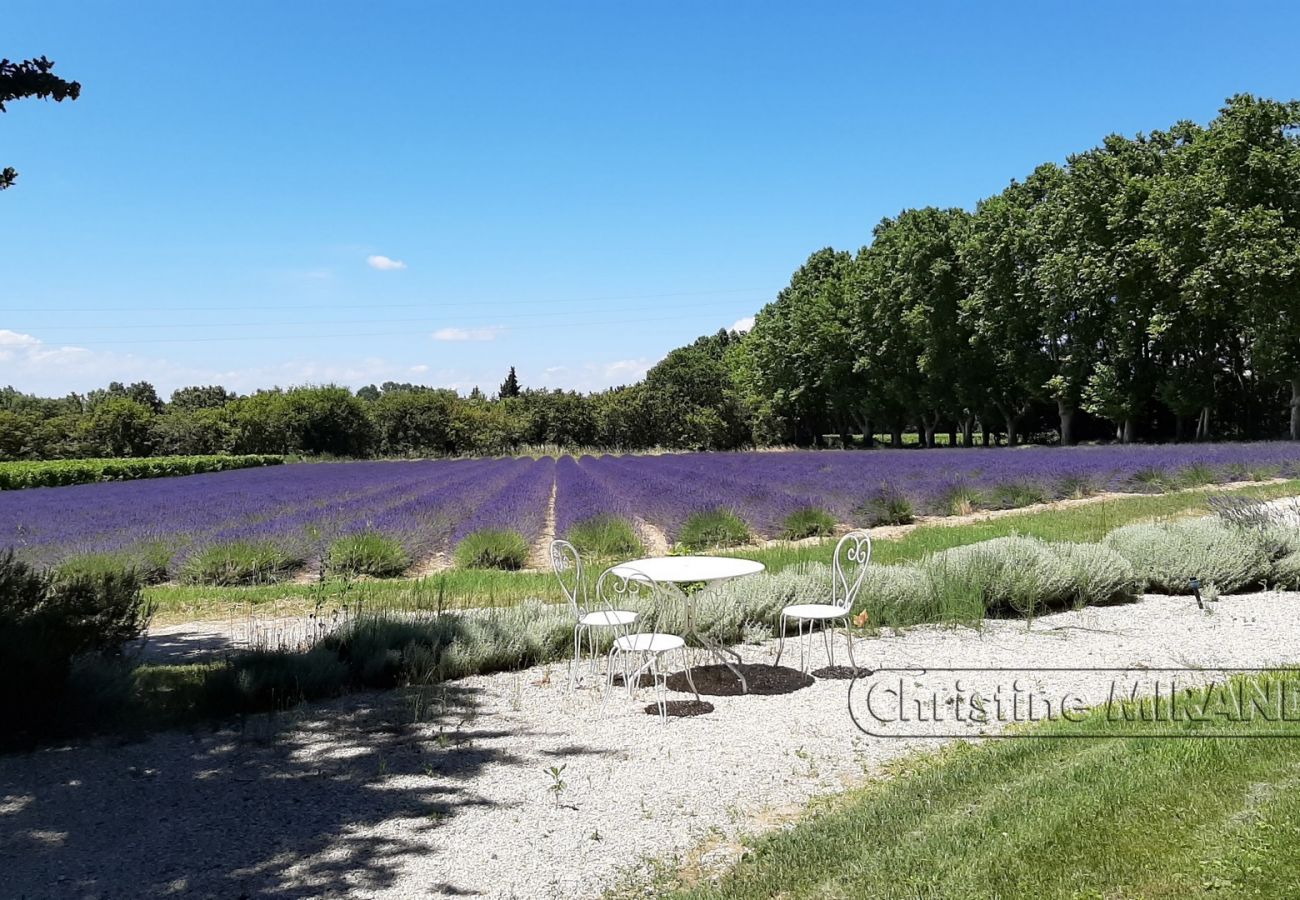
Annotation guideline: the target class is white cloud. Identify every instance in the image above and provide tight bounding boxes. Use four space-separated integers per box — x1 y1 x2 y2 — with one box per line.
366 254 407 271
730 315 755 333
432 326 504 342
409 364 430 374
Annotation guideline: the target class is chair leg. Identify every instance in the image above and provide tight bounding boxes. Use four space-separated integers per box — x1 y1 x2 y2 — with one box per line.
602 645 618 709
571 624 583 691
822 619 833 667
650 655 666 722
774 613 787 667
841 616 858 673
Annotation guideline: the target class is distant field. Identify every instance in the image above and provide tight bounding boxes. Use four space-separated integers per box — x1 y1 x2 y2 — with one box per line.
0 455 284 490
3 443 1299 581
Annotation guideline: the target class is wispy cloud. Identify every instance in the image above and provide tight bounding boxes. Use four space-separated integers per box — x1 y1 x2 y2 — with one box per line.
432 326 504 342
366 254 407 271
730 315 755 333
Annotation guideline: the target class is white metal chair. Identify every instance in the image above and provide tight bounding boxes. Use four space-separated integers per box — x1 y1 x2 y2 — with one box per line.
774 530 871 674
550 539 638 690
598 567 700 721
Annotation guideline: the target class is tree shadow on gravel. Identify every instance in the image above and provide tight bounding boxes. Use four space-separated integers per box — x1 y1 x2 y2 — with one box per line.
0 682 533 899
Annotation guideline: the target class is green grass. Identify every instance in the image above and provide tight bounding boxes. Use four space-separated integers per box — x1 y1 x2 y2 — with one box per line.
145 479 1300 624
179 540 303 586
326 531 410 577
780 507 837 540
652 671 1300 900
679 508 752 551
566 515 644 558
454 528 530 570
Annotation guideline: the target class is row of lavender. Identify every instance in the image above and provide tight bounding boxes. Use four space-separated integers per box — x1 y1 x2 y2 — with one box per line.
2 443 1298 577
0 457 555 575
558 443 1300 539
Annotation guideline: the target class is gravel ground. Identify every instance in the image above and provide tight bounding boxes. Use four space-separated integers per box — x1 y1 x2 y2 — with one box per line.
5 591 1300 899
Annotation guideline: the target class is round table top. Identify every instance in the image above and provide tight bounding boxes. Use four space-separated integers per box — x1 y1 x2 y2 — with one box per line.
610 555 765 584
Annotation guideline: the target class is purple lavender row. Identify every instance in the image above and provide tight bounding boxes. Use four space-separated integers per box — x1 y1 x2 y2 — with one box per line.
449 456 556 547
552 455 637 537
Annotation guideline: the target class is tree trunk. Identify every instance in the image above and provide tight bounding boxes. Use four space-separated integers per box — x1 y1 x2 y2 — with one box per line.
998 404 1022 447
1291 378 1300 441
1005 416 1021 447
947 426 958 447
1121 417 1136 444
890 423 904 448
1057 400 1076 447
1174 414 1186 443
1196 406 1211 442
961 416 974 447
920 412 940 448
981 424 991 447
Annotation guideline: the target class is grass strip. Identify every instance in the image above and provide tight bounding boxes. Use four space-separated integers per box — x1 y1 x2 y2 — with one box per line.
644 670 1300 900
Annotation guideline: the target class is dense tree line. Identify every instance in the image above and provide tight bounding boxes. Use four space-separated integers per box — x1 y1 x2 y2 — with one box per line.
0 330 747 460
737 94 1300 446
4 94 1298 460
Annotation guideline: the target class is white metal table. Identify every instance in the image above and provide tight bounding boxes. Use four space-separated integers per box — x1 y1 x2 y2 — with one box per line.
610 555 766 693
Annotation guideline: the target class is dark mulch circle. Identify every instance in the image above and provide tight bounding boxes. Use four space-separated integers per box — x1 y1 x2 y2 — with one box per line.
664 663 814 697
810 664 868 681
609 672 659 689
643 699 715 718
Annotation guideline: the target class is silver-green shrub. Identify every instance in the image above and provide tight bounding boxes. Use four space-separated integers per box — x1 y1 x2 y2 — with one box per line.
1103 519 1272 593
1053 542 1141 606
922 537 1075 615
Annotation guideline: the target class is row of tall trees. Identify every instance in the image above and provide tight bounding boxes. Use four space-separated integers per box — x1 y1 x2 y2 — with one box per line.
736 94 1300 445
0 332 746 459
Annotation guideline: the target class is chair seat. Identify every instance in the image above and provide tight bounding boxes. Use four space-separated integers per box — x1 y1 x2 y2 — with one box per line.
614 632 685 654
782 603 848 621
579 609 638 628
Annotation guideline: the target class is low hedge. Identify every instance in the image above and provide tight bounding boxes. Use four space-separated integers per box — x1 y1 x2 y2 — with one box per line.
0 454 284 490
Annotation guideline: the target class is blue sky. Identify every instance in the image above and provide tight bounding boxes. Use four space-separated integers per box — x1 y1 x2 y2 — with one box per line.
3 1 1297 397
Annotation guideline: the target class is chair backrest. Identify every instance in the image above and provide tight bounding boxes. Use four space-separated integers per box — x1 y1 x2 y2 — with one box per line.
595 566 659 627
831 530 872 612
549 539 585 619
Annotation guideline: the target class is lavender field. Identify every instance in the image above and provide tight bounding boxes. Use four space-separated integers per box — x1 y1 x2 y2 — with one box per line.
3 443 1299 578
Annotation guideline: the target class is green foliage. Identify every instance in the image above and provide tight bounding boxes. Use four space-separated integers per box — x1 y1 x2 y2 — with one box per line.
1176 463 1219 488
0 454 282 489
0 550 151 746
566 515 643 558
56 544 172 585
1103 518 1273 593
326 532 410 578
935 482 982 516
1 55 81 191
678 509 752 551
454 529 530 570
855 486 915 527
988 481 1049 509
180 541 303 586
780 507 837 540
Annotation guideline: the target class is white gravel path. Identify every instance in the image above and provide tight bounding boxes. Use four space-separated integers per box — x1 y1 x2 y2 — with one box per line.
5 591 1300 899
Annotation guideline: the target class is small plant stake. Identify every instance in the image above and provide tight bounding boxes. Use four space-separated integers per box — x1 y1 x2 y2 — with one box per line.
1190 576 1203 609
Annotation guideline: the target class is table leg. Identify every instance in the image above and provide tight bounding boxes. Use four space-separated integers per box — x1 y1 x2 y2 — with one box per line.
686 580 749 693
